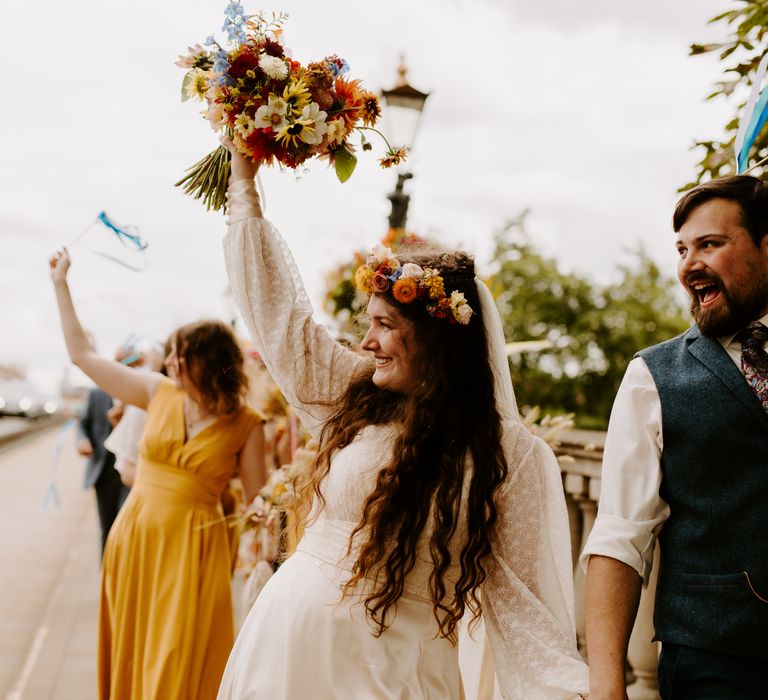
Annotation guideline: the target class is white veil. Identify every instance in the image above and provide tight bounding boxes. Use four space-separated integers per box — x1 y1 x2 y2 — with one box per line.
475 279 518 421
460 280 586 699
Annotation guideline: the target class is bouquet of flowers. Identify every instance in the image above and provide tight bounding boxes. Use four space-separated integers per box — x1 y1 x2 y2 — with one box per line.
234 440 317 566
176 3 407 211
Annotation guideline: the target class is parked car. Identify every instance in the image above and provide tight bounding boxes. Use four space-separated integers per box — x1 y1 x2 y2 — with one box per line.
0 380 58 418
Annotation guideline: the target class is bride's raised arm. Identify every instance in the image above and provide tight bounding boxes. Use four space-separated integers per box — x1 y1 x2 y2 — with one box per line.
222 147 367 438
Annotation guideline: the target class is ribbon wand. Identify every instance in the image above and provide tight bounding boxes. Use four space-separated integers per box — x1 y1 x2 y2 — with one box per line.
66 215 100 249
64 211 149 271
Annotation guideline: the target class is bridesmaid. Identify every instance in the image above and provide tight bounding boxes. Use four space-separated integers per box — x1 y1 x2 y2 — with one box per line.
49 249 267 700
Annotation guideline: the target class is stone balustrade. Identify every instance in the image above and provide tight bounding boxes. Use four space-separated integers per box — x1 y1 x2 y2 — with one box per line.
557 432 660 700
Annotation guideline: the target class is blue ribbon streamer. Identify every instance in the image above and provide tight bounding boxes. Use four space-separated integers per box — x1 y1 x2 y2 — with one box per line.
738 89 768 173
97 211 148 251
735 52 768 173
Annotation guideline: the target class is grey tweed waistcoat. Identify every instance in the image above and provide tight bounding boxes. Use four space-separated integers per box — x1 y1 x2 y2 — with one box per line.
639 325 768 659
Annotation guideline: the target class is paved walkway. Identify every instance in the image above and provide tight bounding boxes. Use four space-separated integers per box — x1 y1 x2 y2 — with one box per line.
0 423 99 700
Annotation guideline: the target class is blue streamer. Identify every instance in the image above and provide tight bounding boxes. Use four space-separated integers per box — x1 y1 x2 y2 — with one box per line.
97 211 148 251
736 52 768 173
738 90 768 172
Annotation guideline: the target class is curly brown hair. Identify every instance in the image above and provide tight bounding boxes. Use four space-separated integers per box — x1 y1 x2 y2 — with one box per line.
174 320 248 416
295 251 509 642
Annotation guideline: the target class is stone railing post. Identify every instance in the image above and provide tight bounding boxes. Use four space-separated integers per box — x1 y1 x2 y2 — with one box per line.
557 432 659 699
565 472 599 658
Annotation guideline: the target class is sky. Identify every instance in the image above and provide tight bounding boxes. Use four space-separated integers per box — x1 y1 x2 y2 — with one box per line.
1 0 733 393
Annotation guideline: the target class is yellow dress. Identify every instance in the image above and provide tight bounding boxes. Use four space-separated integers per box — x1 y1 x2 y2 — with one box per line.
98 379 262 700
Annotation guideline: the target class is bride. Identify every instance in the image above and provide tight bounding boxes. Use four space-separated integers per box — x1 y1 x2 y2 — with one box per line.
216 141 588 699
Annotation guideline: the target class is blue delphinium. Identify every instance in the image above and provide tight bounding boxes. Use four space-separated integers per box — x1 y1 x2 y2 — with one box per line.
222 1 248 46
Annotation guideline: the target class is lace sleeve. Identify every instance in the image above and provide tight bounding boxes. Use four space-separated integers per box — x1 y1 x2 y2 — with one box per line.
223 179 367 438
482 422 589 699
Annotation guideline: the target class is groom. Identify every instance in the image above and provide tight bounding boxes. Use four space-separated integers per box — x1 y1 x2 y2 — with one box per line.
582 176 768 699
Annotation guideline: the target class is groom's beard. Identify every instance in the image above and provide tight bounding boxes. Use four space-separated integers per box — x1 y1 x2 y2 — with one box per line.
689 270 768 338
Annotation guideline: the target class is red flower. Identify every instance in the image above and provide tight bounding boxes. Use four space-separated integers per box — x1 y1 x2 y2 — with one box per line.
262 38 285 57
245 128 280 165
228 48 260 79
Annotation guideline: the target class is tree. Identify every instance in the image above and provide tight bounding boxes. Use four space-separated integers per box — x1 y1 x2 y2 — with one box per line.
688 0 768 185
588 247 691 421
488 212 598 419
488 214 689 427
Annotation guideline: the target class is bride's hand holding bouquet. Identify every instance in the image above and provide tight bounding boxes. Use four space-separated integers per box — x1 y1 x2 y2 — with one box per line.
176 3 407 212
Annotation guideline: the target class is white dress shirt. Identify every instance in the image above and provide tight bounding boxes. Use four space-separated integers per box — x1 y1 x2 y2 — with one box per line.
580 312 768 585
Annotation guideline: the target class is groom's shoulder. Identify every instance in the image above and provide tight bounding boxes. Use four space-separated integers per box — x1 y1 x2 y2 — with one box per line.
636 325 698 362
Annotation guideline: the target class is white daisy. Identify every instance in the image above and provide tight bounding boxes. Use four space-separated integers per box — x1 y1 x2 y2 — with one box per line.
258 54 289 80
298 103 328 145
234 113 257 138
252 95 289 131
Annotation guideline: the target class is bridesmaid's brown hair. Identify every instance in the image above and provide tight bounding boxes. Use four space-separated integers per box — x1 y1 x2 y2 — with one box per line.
174 320 248 416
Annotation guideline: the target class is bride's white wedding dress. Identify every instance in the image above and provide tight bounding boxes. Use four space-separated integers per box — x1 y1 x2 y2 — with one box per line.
217 180 588 699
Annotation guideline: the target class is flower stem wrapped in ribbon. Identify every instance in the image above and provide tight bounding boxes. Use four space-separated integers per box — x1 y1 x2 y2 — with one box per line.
355 245 474 325
176 3 407 212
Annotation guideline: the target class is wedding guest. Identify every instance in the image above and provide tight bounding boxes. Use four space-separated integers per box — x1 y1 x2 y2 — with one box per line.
49 249 267 700
216 142 589 698
77 339 141 554
104 340 170 487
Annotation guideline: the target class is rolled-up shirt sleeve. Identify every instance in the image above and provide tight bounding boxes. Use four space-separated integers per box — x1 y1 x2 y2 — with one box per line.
580 357 669 585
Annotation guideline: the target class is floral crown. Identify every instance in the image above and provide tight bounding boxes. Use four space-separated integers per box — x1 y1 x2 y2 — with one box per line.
354 245 474 325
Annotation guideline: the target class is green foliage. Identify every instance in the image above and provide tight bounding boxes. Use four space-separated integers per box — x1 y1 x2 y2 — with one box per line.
489 213 689 427
688 0 768 186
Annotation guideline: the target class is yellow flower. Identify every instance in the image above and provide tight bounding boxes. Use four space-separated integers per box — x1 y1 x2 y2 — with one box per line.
355 265 373 293
426 276 445 300
185 68 212 101
275 104 328 148
234 112 256 138
275 118 312 148
282 79 311 113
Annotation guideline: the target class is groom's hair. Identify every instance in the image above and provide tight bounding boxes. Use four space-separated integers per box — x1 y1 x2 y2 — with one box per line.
673 175 768 246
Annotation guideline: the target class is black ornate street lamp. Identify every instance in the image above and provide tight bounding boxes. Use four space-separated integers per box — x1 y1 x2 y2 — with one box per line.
381 57 430 230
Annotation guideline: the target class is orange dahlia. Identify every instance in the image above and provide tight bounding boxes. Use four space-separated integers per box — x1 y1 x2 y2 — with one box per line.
392 278 418 304
333 77 364 132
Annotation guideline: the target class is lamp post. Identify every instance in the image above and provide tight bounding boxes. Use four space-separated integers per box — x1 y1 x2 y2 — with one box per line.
381 57 430 230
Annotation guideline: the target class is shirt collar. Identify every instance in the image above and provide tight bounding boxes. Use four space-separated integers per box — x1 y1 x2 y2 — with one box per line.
720 312 768 350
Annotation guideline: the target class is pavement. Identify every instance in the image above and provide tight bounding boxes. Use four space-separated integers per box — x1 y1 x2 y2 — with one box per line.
0 421 99 700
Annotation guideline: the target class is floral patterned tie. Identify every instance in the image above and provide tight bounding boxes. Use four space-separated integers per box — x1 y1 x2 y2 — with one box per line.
739 322 768 412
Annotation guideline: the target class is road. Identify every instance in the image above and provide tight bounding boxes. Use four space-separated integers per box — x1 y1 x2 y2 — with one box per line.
0 422 99 700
